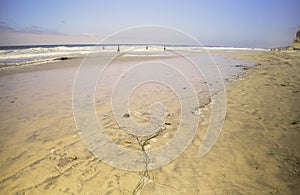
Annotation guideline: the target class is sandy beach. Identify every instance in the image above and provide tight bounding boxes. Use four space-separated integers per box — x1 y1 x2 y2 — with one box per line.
0 50 299 194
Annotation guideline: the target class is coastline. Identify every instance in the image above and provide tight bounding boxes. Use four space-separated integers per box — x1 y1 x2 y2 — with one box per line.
0 51 299 194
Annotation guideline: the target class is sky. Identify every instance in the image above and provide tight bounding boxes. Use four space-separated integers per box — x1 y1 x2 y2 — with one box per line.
0 0 299 48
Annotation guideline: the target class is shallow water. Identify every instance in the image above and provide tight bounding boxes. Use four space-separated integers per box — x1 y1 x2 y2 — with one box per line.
0 52 254 193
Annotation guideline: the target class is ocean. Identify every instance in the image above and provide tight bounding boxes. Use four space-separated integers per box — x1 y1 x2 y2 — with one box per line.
0 44 269 69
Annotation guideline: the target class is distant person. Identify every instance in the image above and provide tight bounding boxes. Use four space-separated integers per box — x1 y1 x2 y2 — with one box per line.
146 45 148 50
117 45 120 54
103 46 104 50
164 45 166 51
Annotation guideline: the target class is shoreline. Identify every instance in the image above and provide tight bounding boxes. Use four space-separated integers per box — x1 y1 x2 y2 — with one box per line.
0 51 299 194
221 50 300 193
0 44 267 71
144 50 300 194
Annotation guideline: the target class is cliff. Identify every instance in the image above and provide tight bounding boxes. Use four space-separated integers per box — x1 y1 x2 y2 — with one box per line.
290 29 300 50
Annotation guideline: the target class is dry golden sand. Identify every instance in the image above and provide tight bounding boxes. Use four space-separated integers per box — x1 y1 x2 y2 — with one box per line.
0 51 299 194
141 51 300 194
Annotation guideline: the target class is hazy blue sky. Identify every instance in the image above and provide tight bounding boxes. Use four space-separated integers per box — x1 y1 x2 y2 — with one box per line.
0 0 299 47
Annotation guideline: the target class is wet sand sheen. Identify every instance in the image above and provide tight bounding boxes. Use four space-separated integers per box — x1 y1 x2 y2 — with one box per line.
0 51 299 194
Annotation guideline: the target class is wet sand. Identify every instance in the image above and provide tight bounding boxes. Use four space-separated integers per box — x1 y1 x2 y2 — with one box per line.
0 51 299 194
